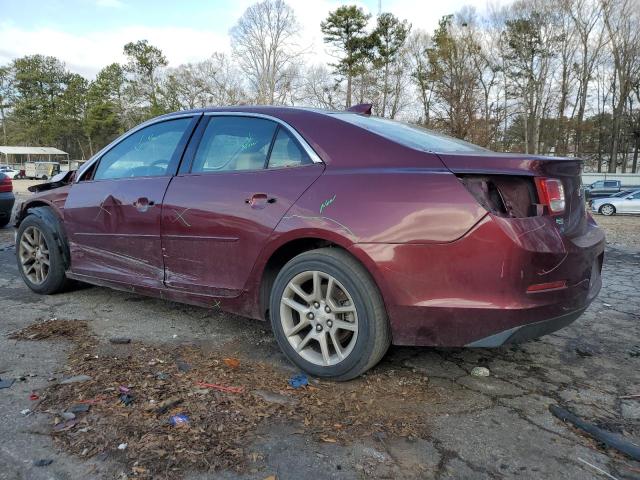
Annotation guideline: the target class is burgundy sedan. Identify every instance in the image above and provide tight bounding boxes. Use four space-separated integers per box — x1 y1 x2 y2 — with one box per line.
15 106 604 380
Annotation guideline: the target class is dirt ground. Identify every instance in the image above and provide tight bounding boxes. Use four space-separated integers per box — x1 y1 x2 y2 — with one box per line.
0 183 639 479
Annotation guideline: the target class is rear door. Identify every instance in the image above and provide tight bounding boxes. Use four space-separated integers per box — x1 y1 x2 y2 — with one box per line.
161 114 324 297
64 115 198 287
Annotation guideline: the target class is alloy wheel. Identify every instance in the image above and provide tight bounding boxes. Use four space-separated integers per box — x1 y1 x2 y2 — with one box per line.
19 226 50 285
280 270 358 367
601 204 614 216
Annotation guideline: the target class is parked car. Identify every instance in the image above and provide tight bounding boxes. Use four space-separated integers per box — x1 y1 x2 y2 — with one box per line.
591 189 640 215
0 172 15 227
13 107 605 380
0 166 20 179
584 179 640 199
24 161 60 180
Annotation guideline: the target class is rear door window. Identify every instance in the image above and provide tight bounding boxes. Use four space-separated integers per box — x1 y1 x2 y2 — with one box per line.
268 128 311 169
604 181 618 187
191 117 278 173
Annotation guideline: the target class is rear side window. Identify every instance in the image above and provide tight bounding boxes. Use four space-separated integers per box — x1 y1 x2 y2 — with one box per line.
94 118 191 180
191 117 277 173
604 181 618 187
333 114 487 153
268 128 311 169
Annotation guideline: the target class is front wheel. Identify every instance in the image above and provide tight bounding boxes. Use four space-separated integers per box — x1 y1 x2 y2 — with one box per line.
16 214 68 294
600 204 616 216
270 248 390 381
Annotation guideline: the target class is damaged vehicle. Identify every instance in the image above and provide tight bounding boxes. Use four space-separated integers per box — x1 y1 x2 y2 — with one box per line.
14 106 605 380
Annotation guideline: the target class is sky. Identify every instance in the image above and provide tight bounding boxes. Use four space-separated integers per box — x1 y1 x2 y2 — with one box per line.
0 0 505 78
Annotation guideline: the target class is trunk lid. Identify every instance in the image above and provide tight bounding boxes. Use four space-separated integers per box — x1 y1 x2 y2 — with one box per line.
437 152 587 238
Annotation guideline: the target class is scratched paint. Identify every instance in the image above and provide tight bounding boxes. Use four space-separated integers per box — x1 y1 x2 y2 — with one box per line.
319 194 336 214
283 214 355 237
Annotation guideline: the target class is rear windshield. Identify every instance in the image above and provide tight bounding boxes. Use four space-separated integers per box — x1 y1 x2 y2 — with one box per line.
333 114 487 153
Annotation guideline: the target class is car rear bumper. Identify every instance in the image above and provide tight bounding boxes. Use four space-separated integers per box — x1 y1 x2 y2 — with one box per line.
0 192 15 221
350 213 605 347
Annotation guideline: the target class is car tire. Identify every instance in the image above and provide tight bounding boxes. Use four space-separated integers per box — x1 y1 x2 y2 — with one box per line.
269 247 390 381
16 213 69 294
599 204 615 216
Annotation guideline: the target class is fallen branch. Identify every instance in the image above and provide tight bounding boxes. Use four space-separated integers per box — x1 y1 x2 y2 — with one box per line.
549 405 640 461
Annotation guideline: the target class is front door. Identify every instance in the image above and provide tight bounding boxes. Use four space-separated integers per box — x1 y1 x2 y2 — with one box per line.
161 115 324 296
620 191 640 213
64 116 197 287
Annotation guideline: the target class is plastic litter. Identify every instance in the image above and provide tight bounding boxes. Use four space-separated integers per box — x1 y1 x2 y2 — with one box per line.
29 392 39 400
169 413 190 426
288 373 309 389
109 337 131 344
119 393 134 406
195 381 244 394
0 377 15 389
117 443 128 450
33 459 53 467
118 385 130 393
20 409 30 415
60 375 92 384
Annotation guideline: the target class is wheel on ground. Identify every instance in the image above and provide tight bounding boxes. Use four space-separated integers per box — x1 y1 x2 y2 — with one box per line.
16 214 68 294
600 204 615 216
269 248 390 381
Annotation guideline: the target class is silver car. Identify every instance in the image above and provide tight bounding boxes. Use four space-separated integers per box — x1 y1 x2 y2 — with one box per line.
591 189 640 215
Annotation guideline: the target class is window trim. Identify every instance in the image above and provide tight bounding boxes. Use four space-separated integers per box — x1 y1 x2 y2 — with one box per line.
75 113 200 183
266 125 313 170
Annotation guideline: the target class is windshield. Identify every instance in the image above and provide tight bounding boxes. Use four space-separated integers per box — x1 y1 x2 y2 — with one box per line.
333 114 488 154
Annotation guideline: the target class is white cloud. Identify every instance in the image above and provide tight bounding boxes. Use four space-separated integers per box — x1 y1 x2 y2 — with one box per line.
0 23 230 78
0 0 505 78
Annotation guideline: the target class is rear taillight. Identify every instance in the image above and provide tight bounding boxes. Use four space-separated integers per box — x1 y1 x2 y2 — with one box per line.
0 177 12 193
535 178 565 215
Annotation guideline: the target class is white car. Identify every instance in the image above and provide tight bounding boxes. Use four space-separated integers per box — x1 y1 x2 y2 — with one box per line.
0 166 20 179
591 189 640 215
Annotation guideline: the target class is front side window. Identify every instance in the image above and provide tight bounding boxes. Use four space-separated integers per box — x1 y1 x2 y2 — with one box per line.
268 128 311 168
94 118 191 180
191 117 278 173
630 192 640 199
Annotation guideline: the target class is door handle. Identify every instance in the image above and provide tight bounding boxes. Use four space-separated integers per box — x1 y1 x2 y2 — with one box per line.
245 193 276 209
133 197 155 212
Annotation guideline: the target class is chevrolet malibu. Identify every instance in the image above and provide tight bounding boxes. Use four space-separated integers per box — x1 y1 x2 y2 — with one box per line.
15 106 605 380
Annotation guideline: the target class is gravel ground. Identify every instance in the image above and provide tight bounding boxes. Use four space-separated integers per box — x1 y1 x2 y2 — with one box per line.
0 184 639 479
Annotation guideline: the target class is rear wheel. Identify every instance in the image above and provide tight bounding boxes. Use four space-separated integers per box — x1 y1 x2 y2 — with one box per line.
600 204 615 216
270 248 390 381
16 214 68 294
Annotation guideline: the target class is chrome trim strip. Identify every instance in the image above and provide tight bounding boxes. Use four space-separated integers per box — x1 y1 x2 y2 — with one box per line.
75 112 199 183
202 111 324 164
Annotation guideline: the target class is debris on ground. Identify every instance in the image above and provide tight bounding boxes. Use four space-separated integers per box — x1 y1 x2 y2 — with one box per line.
33 459 53 467
60 375 92 385
169 413 190 426
30 392 39 400
549 404 640 461
119 393 134 406
20 409 30 415
470 367 490 377
195 381 244 394
109 337 131 344
9 319 88 341
223 357 240 368
117 443 128 450
12 319 434 479
68 404 90 414
0 377 14 389
288 373 309 389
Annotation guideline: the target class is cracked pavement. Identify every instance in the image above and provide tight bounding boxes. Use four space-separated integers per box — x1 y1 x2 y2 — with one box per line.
0 186 639 479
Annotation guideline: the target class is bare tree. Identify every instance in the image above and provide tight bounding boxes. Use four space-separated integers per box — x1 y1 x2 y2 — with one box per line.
230 0 301 105
601 0 640 172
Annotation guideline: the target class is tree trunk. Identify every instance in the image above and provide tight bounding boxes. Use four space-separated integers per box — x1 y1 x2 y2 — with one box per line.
346 75 352 108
